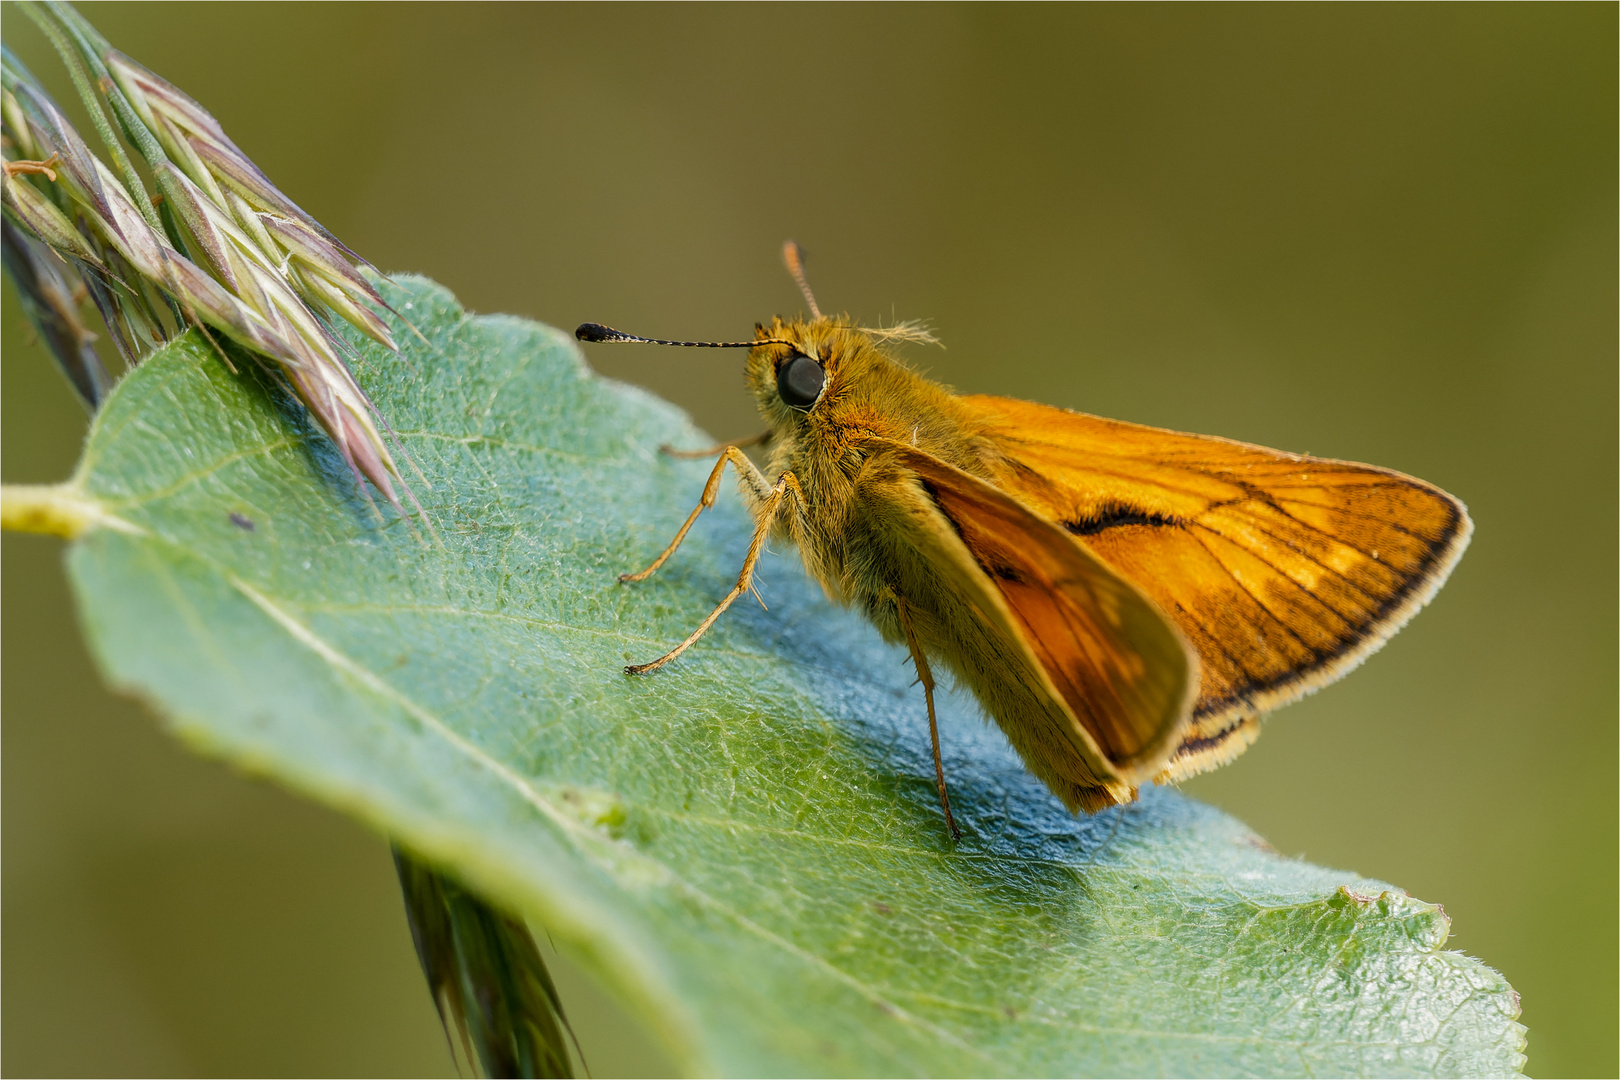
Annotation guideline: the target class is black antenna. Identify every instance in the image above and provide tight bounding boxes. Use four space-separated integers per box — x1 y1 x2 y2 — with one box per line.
782 240 822 320
574 322 794 348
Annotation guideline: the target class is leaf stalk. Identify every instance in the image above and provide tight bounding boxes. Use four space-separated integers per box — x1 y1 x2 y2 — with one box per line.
0 481 130 538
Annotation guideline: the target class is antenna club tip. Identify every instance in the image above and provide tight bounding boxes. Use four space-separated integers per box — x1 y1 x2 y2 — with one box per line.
575 322 621 343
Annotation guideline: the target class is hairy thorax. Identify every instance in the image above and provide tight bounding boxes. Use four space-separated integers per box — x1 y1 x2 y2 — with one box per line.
758 351 996 611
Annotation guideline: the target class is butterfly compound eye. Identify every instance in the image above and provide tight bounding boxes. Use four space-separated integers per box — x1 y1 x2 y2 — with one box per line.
776 352 825 410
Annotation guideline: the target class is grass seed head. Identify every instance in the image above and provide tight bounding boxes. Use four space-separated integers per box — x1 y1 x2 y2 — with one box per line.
3 5 412 512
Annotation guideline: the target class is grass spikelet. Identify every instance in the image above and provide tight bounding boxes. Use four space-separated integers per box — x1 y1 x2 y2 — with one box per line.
2 2 413 511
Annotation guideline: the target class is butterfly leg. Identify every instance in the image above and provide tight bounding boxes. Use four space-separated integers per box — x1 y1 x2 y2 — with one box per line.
659 430 773 460
621 445 773 583
893 593 962 841
625 470 802 675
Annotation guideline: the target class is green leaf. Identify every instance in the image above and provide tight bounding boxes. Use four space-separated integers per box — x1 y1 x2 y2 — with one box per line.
56 276 1523 1077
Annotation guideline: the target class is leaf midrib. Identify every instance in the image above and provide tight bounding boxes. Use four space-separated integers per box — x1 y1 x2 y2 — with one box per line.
217 566 999 1069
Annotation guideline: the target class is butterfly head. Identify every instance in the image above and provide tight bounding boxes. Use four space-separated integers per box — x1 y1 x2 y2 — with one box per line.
742 316 853 424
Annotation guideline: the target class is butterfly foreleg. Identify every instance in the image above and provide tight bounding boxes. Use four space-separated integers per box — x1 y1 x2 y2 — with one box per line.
658 430 773 460
892 592 962 842
620 445 774 584
624 469 802 676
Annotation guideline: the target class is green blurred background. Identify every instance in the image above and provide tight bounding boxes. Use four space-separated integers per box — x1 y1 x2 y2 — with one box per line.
3 3 1614 1076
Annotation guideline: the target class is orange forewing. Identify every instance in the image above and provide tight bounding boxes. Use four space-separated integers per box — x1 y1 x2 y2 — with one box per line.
957 395 1472 778
877 440 1198 786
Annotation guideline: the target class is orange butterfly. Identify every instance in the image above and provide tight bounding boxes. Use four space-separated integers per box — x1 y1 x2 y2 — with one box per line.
579 243 1470 838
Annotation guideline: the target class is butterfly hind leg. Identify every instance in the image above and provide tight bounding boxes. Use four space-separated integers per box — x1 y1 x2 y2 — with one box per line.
892 592 962 842
624 467 802 675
